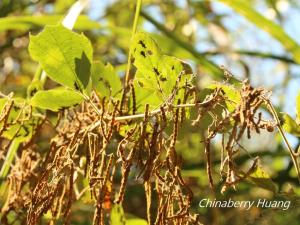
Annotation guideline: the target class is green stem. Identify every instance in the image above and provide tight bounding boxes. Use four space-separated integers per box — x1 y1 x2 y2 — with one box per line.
33 65 43 81
85 99 216 133
267 100 300 182
124 0 143 86
0 141 19 214
132 0 142 35
0 140 20 179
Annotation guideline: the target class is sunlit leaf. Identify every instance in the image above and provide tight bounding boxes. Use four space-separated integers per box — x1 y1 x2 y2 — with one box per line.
30 88 84 111
282 113 300 136
134 82 161 111
131 32 193 111
0 97 41 142
0 98 9 112
110 204 148 225
110 204 126 225
29 24 93 92
27 80 43 98
126 218 148 225
2 118 40 143
248 164 277 193
0 140 20 179
91 61 123 99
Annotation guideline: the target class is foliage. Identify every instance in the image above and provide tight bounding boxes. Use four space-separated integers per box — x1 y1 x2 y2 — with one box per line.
1 1 300 225
29 24 93 92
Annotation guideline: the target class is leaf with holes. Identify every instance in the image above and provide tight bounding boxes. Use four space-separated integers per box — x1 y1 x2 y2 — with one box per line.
29 24 93 92
131 32 193 111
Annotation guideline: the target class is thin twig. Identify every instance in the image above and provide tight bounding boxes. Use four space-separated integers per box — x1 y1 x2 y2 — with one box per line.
82 93 102 116
84 99 215 133
124 0 143 86
202 49 297 64
266 100 300 182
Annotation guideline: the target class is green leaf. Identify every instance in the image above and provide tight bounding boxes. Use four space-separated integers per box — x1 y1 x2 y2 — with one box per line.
27 80 43 98
29 24 93 92
0 140 20 179
126 218 148 225
282 113 300 136
134 80 161 111
131 32 193 111
1 118 40 143
30 88 84 112
91 61 123 99
207 82 241 112
110 204 148 225
219 0 300 64
0 15 99 32
110 204 126 225
0 97 41 142
0 98 9 112
248 164 277 193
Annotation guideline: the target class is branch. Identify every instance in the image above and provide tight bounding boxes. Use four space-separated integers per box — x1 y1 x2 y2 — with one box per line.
266 100 300 182
85 100 214 133
203 50 297 64
125 0 143 86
